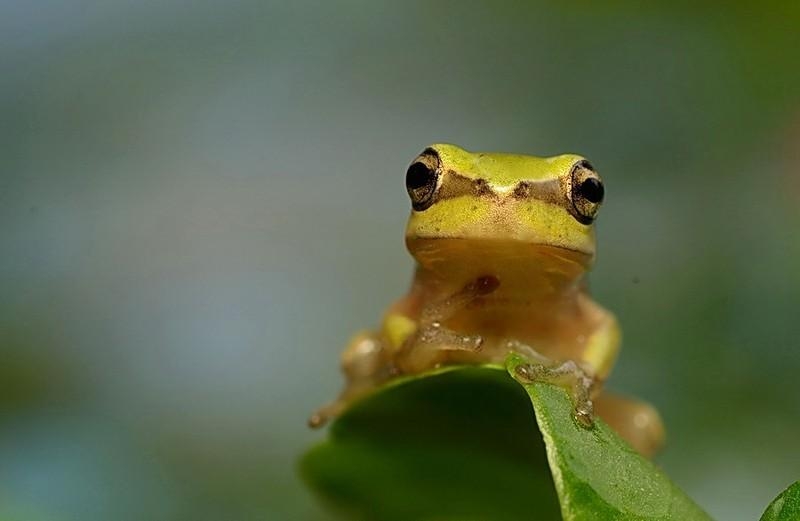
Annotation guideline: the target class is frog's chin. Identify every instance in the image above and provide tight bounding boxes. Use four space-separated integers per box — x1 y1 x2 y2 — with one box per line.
407 236 593 260
406 237 593 283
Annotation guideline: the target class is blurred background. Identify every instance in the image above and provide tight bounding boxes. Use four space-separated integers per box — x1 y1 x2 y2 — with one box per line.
1 1 799 520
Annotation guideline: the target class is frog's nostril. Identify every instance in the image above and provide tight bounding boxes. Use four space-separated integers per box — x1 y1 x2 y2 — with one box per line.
513 181 532 199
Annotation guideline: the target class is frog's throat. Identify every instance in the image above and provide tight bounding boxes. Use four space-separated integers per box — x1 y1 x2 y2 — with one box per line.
407 237 592 293
407 237 593 267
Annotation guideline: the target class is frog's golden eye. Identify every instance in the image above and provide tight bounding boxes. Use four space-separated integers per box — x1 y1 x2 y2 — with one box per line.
569 160 604 225
406 151 441 211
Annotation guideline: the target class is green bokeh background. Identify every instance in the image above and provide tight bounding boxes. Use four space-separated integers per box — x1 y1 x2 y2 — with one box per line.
1 2 798 520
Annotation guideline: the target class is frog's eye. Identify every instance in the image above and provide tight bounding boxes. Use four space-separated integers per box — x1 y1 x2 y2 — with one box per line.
569 160 604 224
406 151 441 211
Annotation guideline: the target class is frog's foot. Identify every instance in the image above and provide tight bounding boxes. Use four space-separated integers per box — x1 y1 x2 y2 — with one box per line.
418 322 484 352
308 401 342 429
514 359 597 427
594 393 665 457
308 377 382 428
308 376 390 429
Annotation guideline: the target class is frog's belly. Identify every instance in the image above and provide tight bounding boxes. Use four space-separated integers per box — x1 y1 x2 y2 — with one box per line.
440 297 593 364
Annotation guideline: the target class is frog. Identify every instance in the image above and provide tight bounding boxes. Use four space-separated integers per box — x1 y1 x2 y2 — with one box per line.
310 144 664 457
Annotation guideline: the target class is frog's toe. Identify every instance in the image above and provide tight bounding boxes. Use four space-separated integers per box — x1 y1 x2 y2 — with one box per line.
307 412 327 429
573 400 594 428
308 400 344 429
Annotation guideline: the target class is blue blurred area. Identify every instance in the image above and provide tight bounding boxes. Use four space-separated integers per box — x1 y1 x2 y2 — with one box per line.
1 2 798 520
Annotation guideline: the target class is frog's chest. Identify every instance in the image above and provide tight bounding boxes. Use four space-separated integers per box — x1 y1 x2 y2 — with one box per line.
444 291 564 337
437 287 592 359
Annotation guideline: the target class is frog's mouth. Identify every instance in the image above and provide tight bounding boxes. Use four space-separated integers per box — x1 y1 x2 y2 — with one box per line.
408 236 593 261
407 237 592 288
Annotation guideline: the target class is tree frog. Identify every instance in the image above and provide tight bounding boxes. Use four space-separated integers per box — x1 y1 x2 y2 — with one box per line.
310 144 664 456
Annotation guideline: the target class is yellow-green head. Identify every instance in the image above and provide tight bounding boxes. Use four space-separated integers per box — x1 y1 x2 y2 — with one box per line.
404 144 604 269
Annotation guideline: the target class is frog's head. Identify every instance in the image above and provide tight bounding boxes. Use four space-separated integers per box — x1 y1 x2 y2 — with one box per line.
404 144 604 272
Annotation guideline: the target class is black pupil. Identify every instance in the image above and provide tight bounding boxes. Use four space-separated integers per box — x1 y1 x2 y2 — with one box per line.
406 162 433 190
579 178 604 203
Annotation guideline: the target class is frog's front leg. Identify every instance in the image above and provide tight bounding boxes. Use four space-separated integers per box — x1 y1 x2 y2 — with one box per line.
419 275 500 325
413 276 500 354
393 276 500 373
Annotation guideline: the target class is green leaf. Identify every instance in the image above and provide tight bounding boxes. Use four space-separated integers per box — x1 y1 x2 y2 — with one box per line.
505 355 710 521
301 358 711 521
760 481 800 521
